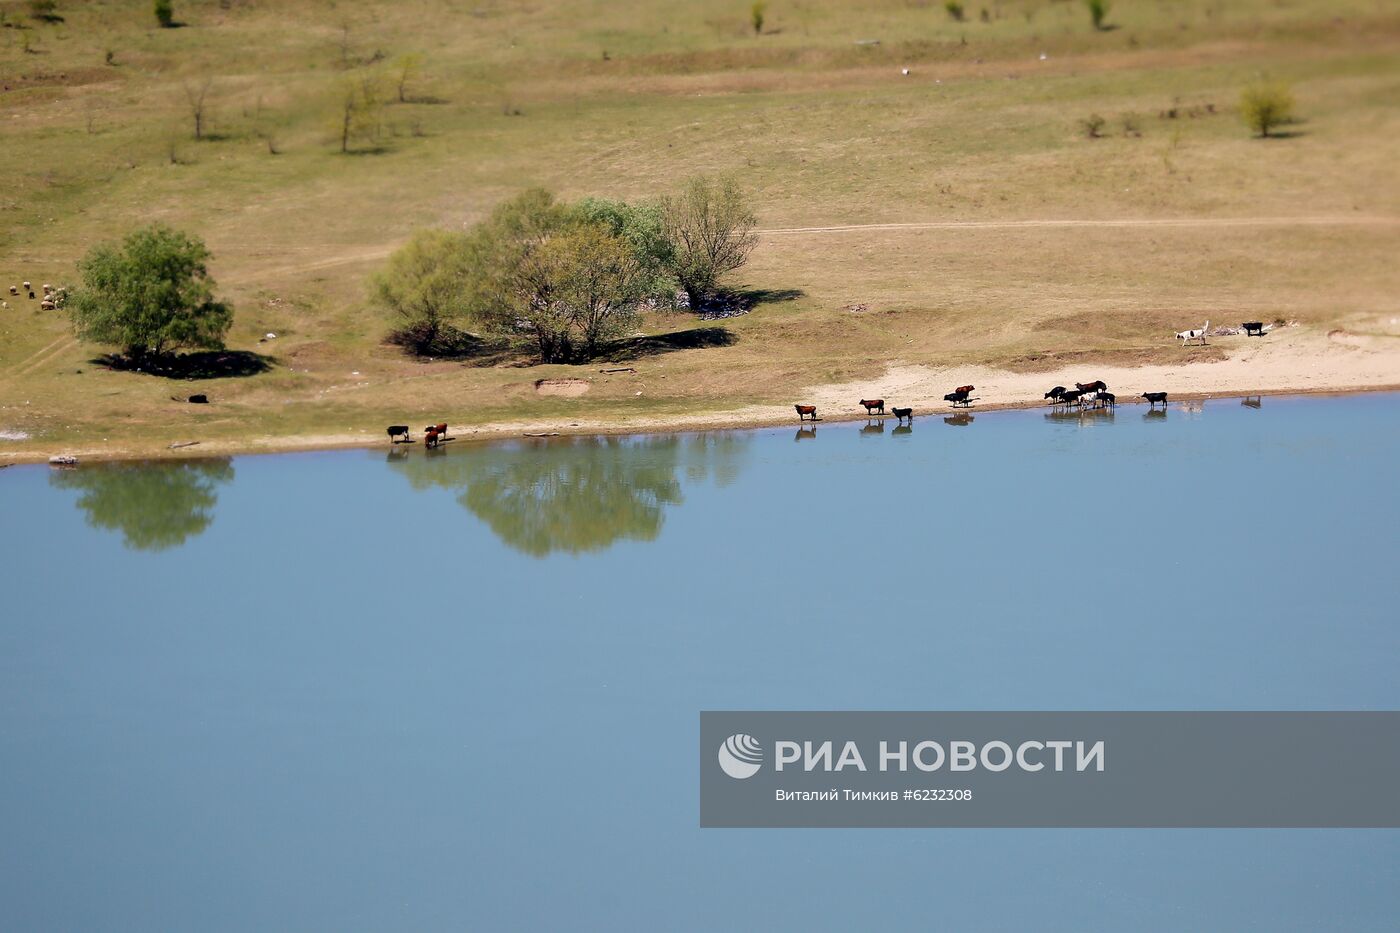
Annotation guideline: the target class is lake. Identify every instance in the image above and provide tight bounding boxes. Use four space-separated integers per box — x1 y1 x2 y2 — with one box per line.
3 393 1398 931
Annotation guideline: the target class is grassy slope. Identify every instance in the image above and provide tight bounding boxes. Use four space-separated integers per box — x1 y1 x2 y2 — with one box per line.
1 0 1398 455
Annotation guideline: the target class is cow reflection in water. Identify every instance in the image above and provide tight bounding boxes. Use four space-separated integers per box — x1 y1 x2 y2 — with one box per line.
944 413 975 426
794 427 817 442
892 424 912 438
50 458 234 551
388 433 751 556
1242 396 1262 409
859 420 885 437
1143 408 1167 422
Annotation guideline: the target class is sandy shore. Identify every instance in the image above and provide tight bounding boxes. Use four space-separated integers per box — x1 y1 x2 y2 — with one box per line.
2 324 1397 465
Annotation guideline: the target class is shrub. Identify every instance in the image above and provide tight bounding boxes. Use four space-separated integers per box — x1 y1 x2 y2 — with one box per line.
1079 113 1106 138
1085 0 1110 30
1240 82 1295 138
659 175 758 307
154 0 173 28
373 228 473 352
29 1 61 24
945 1 965 22
750 1 766 35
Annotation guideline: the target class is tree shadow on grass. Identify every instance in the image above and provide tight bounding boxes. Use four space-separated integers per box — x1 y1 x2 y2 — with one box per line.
736 287 804 307
93 350 273 379
388 325 520 367
606 326 737 361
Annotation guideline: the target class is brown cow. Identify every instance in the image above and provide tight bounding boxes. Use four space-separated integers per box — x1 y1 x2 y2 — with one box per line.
1076 380 1107 394
859 399 885 415
794 405 817 422
425 422 449 438
954 385 975 395
424 429 440 449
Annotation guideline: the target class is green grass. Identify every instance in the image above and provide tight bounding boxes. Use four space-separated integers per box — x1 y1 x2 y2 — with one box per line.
1 0 1398 457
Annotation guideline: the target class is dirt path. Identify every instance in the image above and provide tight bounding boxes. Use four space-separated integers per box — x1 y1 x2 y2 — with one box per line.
757 215 1400 236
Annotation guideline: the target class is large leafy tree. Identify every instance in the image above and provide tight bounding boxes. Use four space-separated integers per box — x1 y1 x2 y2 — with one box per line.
659 175 758 306
68 224 232 360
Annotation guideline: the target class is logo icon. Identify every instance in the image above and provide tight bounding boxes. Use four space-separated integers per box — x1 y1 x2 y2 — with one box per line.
718 733 763 779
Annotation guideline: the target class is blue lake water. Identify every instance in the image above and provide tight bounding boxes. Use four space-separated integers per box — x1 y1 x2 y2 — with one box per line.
2 393 1399 931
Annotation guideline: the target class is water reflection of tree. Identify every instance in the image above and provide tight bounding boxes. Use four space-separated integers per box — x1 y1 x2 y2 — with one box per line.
390 434 750 556
50 459 234 551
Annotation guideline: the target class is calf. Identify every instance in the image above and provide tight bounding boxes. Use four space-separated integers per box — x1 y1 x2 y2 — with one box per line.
1075 380 1107 394
859 398 886 415
892 406 913 424
943 390 972 408
1044 385 1067 401
1098 391 1116 408
425 422 449 439
1176 320 1209 346
1141 391 1168 408
424 429 440 449
794 404 818 422
387 425 411 443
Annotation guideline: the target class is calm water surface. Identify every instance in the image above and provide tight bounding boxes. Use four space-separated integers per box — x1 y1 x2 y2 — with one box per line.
3 394 1399 931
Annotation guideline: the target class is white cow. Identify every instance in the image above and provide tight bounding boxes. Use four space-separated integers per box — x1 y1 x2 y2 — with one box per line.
1176 320 1209 346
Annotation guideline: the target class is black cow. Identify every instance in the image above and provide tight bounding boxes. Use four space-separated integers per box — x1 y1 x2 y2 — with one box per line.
892 407 913 423
1044 386 1067 401
1141 392 1168 408
387 425 412 443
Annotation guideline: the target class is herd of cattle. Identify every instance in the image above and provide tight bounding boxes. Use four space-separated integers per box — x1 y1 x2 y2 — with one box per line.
794 381 1171 423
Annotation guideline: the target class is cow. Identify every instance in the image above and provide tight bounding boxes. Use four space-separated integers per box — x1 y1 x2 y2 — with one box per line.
892 406 913 424
425 422 449 439
1044 386 1067 401
1176 321 1209 346
944 389 972 408
1098 391 1116 407
794 404 818 422
1075 380 1107 394
859 398 886 415
188 394 208 404
954 384 975 395
424 429 440 449
387 425 411 443
1059 389 1084 406
1141 391 1168 408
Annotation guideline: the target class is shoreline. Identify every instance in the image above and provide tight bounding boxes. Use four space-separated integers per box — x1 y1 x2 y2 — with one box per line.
2 381 1396 467
4 326 1398 465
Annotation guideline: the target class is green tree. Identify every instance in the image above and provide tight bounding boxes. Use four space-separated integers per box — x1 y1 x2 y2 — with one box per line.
373 228 473 352
51 459 234 551
573 197 676 300
1240 82 1295 138
154 0 173 28
334 73 385 153
515 223 647 360
750 1 766 35
393 52 424 103
1085 0 1110 30
68 224 232 361
944 1 965 22
660 175 759 307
